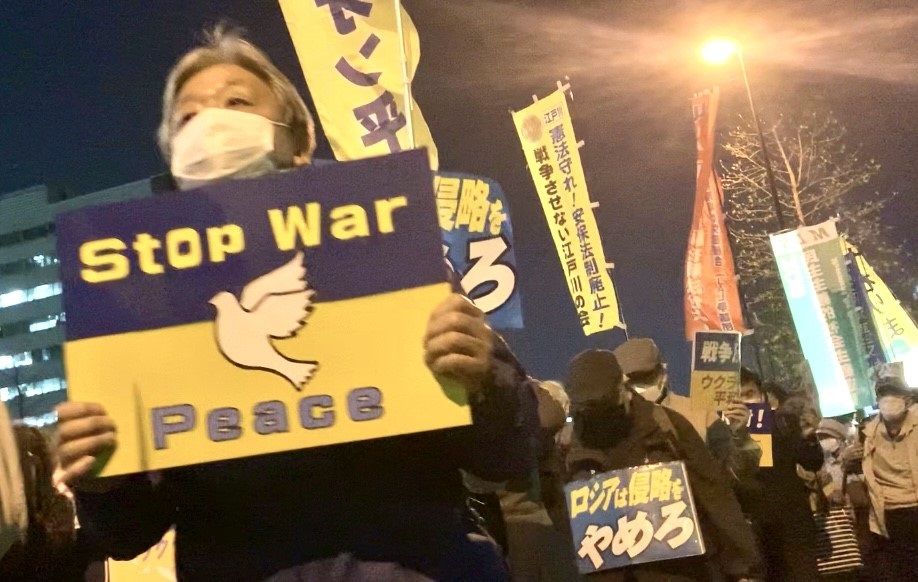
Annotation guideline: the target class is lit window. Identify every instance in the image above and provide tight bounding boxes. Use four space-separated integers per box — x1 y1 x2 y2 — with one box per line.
0 289 26 308
29 318 58 333
24 378 66 398
32 283 58 301
22 411 58 428
0 282 62 309
0 351 33 371
30 254 58 268
0 377 66 401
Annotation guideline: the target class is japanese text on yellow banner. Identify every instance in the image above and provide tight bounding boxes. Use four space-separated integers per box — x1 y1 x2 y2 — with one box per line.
512 90 621 335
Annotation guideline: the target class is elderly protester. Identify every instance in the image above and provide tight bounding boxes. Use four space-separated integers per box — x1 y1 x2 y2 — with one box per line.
858 377 918 580
53 27 537 582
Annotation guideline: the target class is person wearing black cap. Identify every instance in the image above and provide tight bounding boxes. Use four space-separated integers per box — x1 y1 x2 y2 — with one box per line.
564 349 761 582
860 376 918 579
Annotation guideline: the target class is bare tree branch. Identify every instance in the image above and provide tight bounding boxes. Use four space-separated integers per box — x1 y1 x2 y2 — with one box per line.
719 110 916 387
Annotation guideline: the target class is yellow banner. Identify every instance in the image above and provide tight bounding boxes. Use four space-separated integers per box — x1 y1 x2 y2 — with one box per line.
280 0 438 170
846 240 918 386
511 90 621 335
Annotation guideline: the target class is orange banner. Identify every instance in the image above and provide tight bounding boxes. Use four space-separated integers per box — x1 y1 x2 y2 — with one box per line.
684 88 746 340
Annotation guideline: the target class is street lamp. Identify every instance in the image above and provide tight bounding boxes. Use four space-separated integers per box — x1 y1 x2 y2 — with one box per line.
701 39 787 231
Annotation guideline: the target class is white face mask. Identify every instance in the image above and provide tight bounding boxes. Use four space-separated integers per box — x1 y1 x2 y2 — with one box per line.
633 378 666 404
878 396 908 421
170 108 288 190
819 437 840 454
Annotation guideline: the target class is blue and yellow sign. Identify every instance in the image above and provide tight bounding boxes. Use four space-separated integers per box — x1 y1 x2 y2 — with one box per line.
565 461 705 574
690 331 742 411
57 150 469 476
716 402 774 468
435 172 522 329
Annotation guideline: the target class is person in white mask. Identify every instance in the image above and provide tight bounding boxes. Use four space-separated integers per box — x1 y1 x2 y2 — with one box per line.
858 376 918 579
52 25 537 582
812 419 850 508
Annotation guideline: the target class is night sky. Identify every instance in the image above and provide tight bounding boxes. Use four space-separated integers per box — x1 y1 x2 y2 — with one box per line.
1 0 916 392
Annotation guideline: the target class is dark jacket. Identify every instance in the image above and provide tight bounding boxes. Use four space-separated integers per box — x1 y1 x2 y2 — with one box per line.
726 406 823 582
566 395 762 582
738 407 823 525
75 338 538 582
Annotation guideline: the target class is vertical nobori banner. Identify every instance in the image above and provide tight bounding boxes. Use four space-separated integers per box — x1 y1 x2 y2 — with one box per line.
512 90 621 335
845 240 918 386
279 0 439 170
434 172 523 329
771 221 872 416
684 88 746 340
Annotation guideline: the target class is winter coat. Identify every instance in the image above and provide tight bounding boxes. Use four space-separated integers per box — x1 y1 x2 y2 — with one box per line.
565 395 762 581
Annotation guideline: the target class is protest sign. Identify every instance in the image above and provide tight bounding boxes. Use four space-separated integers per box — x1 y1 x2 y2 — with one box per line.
435 172 522 329
717 402 774 468
746 403 774 468
565 461 705 574
57 150 469 477
512 89 621 335
684 88 745 340
690 331 741 411
280 0 439 170
771 222 873 416
106 528 175 581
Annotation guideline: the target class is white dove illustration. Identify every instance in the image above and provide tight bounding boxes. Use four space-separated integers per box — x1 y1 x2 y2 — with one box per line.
208 251 318 390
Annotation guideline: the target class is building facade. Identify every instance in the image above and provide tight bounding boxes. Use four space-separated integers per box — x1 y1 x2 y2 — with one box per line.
0 180 153 426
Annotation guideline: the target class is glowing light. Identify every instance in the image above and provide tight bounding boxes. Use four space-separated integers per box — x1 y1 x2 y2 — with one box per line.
701 39 738 65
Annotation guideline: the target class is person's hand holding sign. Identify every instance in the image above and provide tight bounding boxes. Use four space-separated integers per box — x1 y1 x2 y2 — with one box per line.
723 401 751 434
424 294 494 396
55 402 122 492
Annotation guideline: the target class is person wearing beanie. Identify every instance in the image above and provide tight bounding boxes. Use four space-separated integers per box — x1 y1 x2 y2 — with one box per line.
564 349 762 582
811 419 854 509
858 376 918 579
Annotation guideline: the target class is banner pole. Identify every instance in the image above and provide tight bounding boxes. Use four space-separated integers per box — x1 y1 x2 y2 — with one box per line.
394 0 416 149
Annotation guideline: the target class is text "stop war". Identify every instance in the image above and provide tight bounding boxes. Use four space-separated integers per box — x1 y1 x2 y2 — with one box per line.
78 196 408 283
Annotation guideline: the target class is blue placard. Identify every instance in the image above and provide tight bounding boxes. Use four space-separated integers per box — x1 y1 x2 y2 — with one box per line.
434 172 523 329
692 331 742 372
565 461 705 574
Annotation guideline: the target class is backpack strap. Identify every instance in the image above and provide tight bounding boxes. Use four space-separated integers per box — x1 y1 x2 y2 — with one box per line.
652 404 678 440
652 404 683 460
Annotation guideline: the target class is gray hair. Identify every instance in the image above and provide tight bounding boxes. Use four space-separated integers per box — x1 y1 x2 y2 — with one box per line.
156 25 316 162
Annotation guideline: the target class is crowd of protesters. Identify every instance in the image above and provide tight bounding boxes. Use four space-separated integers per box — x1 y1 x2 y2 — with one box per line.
1 26 916 582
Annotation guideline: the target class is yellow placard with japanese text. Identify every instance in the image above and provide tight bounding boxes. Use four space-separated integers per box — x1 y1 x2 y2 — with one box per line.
279 0 439 170
512 90 621 334
690 331 742 411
